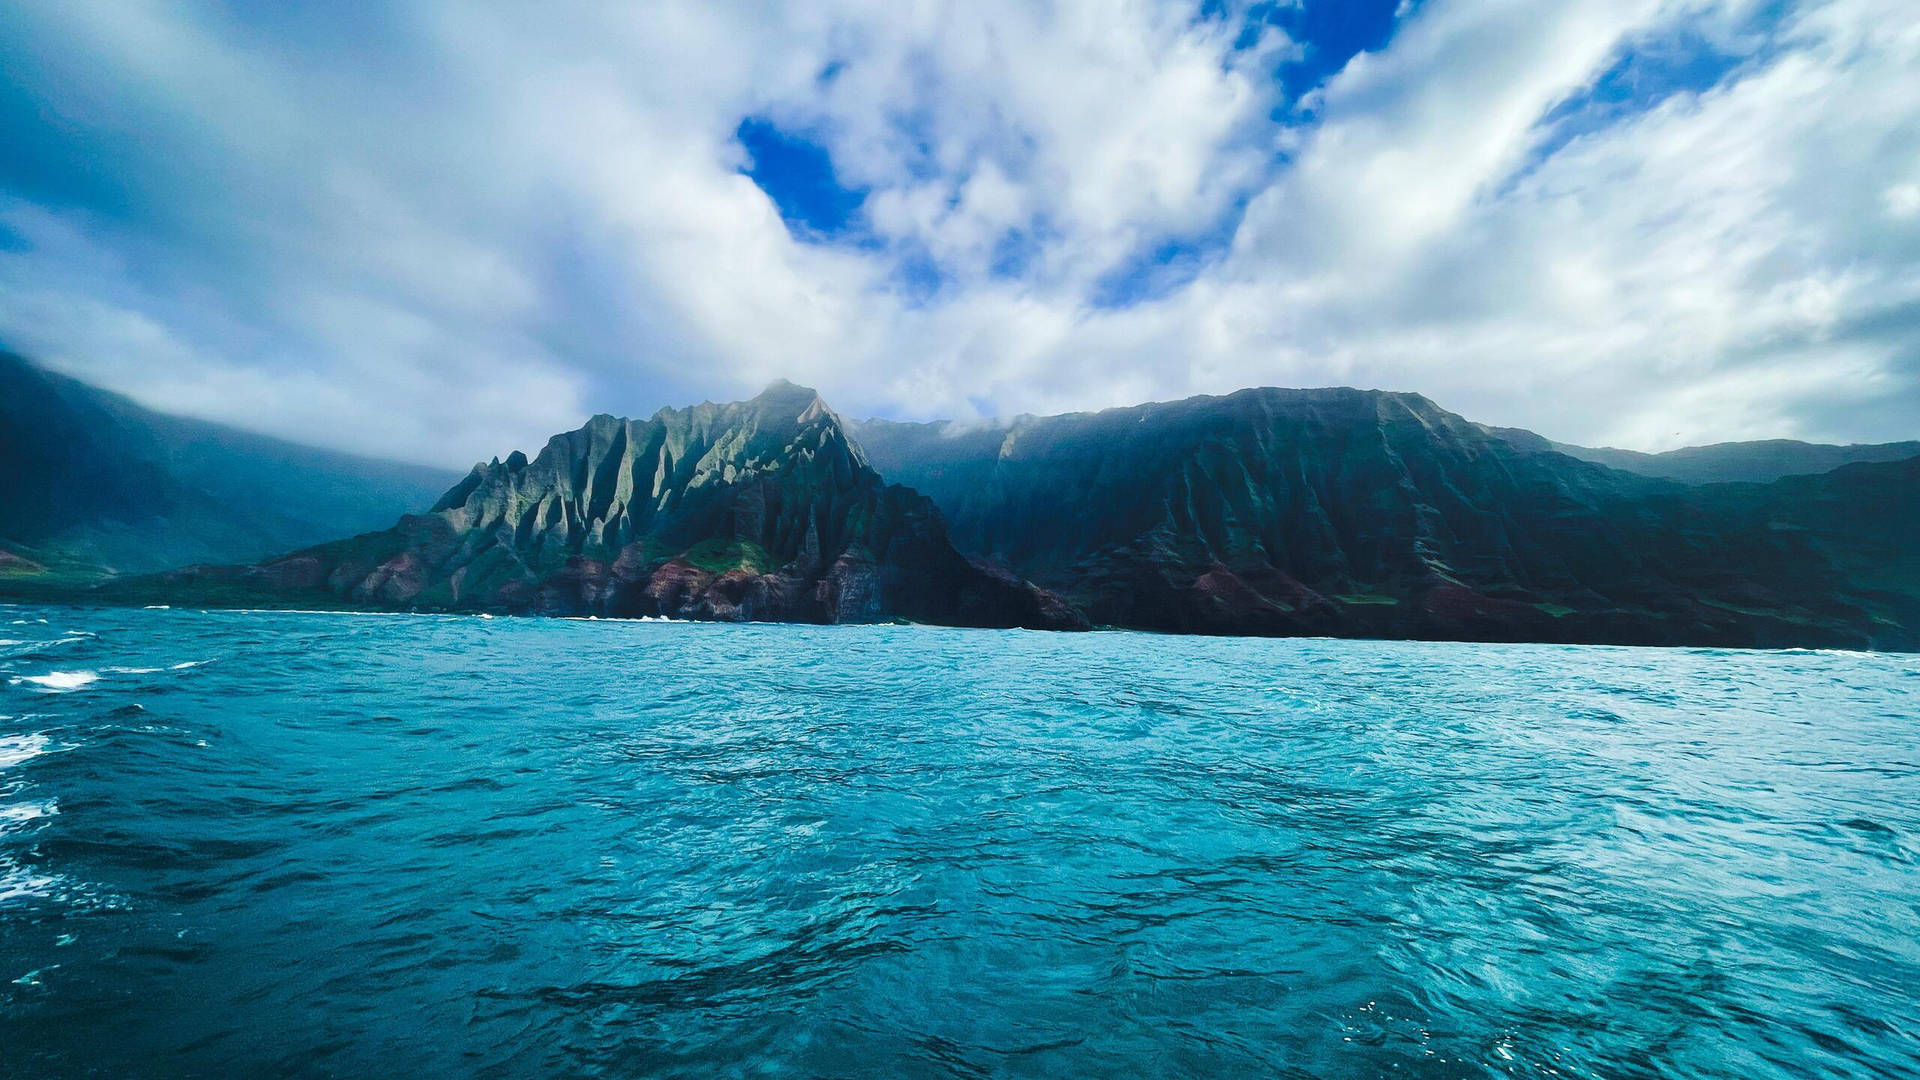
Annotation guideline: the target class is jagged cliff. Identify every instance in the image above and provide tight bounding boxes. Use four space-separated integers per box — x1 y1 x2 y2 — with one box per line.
140 382 1083 629
858 388 1919 649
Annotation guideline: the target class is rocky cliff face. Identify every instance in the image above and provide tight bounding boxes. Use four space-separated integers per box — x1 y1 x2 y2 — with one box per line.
858 388 1918 649
152 381 1083 629
51 373 1920 648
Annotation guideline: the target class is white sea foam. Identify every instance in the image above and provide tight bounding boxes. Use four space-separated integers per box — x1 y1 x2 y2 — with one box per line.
7 636 90 651
0 733 50 769
170 660 211 670
0 798 65 906
0 871 59 907
105 666 164 675
0 862 110 912
229 608 453 618
0 799 54 832
10 671 99 691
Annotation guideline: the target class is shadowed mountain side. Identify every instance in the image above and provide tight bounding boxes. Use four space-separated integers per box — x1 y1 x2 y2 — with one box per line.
0 351 461 580
1687 457 1920 623
1548 437 1920 485
856 389 1919 650
119 382 1085 630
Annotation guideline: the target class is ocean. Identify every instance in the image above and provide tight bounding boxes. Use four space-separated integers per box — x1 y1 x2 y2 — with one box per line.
2 605 1917 1078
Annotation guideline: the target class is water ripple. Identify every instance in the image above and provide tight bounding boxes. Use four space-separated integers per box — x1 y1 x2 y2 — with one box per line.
0 606 1917 1078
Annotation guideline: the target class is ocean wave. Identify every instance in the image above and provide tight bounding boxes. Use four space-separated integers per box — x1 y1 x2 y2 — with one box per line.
79 662 213 674
0 733 50 769
0 798 55 834
228 608 460 619
3 602 1917 1078
0 866 64 907
0 635 85 654
9 671 99 691
5 636 91 652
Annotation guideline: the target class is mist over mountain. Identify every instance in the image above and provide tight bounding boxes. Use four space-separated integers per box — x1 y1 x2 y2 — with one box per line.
0 352 460 579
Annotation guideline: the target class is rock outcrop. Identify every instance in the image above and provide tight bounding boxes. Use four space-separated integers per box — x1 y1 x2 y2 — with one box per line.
145 381 1084 630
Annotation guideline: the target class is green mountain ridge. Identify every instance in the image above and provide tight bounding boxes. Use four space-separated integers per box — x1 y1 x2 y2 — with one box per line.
856 388 1919 649
7 352 1916 648
0 351 461 580
1549 437 1920 485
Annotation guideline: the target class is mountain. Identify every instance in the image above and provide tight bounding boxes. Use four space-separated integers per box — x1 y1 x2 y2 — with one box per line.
0 352 461 582
1691 456 1920 613
857 388 1919 649
11 359 1913 648
1550 438 1920 484
128 381 1085 629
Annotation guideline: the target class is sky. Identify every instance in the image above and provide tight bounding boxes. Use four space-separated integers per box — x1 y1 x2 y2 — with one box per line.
1 0 1917 467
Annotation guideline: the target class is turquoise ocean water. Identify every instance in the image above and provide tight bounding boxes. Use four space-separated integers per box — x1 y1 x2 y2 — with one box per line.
2 604 1917 1078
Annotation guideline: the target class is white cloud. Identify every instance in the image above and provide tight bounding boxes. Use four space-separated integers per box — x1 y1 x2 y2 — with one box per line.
0 0 1915 465
1885 183 1920 220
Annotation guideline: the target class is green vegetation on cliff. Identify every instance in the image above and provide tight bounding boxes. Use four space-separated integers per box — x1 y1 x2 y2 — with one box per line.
0 351 459 581
117 381 1084 631
858 389 1920 649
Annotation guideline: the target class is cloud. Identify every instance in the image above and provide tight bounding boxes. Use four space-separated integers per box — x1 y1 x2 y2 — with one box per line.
0 0 1915 466
1207 0 1920 449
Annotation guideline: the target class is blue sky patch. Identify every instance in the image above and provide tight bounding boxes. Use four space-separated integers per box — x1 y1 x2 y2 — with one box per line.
1510 2 1790 194
889 245 946 306
1090 195 1251 310
1250 0 1420 104
0 216 30 254
989 227 1044 281
736 117 867 239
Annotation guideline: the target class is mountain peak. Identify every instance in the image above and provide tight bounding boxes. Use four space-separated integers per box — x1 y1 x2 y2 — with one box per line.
751 377 825 411
138 377 1082 629
742 379 840 438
